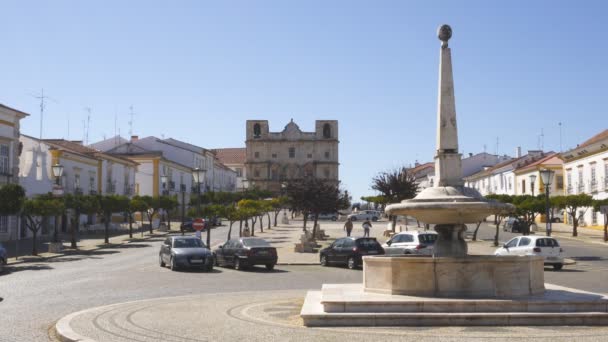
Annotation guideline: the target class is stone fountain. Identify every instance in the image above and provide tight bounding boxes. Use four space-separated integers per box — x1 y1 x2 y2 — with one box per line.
300 25 608 326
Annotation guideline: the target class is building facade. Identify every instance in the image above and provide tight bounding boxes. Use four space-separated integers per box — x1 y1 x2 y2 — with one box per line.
561 129 608 227
0 104 28 241
245 120 339 192
213 148 246 190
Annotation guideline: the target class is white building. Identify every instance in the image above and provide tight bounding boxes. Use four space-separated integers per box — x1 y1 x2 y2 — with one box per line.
561 129 608 227
213 148 246 190
0 104 28 242
513 153 563 197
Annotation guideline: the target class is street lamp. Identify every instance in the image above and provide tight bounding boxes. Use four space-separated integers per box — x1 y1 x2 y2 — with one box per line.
539 169 555 236
529 174 537 196
192 168 208 245
51 163 64 244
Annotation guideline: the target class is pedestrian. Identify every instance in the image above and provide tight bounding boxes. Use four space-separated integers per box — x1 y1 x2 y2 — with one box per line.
344 218 353 237
362 219 372 237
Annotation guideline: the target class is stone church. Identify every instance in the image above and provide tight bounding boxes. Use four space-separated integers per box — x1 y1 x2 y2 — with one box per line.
245 119 339 192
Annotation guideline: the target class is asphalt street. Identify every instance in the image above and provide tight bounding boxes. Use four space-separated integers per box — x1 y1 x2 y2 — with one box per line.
0 222 607 341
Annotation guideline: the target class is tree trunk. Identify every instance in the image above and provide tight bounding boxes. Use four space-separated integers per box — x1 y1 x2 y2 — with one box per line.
312 213 319 238
70 211 80 249
303 213 308 232
570 210 578 237
32 229 38 256
148 212 154 235
128 213 133 239
274 210 280 226
206 222 211 247
104 215 110 244
228 221 234 240
167 213 171 231
266 212 271 230
391 215 397 232
472 221 482 241
604 214 607 242
259 215 264 233
250 217 256 236
416 219 420 228
494 216 501 247
239 220 243 237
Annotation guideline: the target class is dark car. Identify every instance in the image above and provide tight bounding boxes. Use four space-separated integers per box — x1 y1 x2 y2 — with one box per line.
180 218 195 231
180 217 221 231
0 243 7 273
214 237 277 271
320 237 385 269
159 236 214 271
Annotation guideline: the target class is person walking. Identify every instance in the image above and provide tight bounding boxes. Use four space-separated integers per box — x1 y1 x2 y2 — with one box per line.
362 219 372 237
344 218 353 237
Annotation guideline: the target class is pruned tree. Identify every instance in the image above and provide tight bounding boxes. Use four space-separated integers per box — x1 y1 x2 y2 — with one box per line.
553 194 593 237
485 194 515 246
64 194 99 248
140 195 161 234
159 195 179 231
238 199 262 236
126 196 148 238
97 195 129 244
269 196 288 227
0 183 26 216
22 195 64 255
371 167 418 232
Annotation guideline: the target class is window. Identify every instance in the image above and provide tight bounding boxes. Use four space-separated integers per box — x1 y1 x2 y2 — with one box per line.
566 171 572 193
556 175 564 190
253 123 261 138
89 175 96 192
288 147 295 158
505 238 519 248
577 166 584 192
518 237 531 247
396 234 414 243
323 123 332 138
254 169 260 177
272 153 277 158
235 168 243 177
590 164 597 191
307 153 312 159
324 168 330 178
0 144 9 174
254 151 260 158
324 151 330 159
0 216 8 233
508 177 512 190
74 174 81 189
592 211 598 225
521 180 526 194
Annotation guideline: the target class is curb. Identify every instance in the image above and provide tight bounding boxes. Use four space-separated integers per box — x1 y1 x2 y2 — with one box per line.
276 262 319 266
6 232 169 267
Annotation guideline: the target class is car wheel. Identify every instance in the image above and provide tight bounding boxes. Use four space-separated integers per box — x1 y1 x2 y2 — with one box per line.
206 264 214 272
350 217 357 221
372 217 378 222
159 254 166 267
265 264 275 271
554 218 561 223
170 256 178 271
214 257 219 267
347 257 357 270
331 217 337 221
0 258 5 273
553 263 563 271
320 255 328 266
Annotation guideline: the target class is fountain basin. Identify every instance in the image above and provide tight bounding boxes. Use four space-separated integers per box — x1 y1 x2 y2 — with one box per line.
363 255 545 298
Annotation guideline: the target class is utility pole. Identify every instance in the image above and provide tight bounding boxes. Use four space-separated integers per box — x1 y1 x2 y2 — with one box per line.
31 89 56 146
128 105 135 137
558 122 563 152
84 107 92 145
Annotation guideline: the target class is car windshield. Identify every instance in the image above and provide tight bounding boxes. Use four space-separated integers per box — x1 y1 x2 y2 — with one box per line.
418 234 437 244
173 239 205 248
242 238 271 247
356 238 379 249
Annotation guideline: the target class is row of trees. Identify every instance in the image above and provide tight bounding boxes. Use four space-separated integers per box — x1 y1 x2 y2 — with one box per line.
486 193 608 242
367 167 418 232
0 183 183 255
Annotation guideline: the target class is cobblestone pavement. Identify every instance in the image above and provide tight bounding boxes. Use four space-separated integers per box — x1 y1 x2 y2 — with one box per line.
57 290 608 342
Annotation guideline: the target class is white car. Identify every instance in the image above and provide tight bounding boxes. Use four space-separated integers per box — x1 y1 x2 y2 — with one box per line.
382 231 437 256
494 236 564 270
348 210 381 221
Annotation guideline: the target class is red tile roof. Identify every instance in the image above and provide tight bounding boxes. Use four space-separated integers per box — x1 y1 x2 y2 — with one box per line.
579 129 608 148
212 148 246 165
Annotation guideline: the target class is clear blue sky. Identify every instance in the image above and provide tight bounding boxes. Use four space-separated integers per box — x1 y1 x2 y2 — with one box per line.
1 1 606 201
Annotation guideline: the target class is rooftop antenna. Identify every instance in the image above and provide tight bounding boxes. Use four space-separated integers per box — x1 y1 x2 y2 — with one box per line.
30 89 57 147
495 137 499 156
128 105 135 137
558 122 563 152
84 107 92 145
67 113 70 140
540 128 544 151
483 144 487 154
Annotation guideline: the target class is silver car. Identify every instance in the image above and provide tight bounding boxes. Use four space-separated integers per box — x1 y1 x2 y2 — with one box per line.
159 236 214 271
382 231 438 255
347 210 381 221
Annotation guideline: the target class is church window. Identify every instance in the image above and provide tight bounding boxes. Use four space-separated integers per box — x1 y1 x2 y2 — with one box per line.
323 124 331 138
253 123 261 138
289 147 295 158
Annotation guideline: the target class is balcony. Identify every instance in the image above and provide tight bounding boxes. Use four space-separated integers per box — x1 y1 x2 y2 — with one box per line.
590 180 598 193
106 181 116 194
566 185 573 195
74 187 83 195
89 190 98 195
577 184 585 194
124 185 134 196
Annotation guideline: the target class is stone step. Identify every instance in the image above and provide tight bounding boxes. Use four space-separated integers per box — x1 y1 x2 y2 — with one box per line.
302 291 608 327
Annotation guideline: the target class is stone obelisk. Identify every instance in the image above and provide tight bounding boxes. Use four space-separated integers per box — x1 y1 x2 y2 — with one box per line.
434 24 463 188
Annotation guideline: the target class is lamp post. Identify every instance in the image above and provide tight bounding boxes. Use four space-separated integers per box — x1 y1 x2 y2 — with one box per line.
192 168 207 244
160 175 168 195
529 174 537 196
539 169 555 236
51 163 64 244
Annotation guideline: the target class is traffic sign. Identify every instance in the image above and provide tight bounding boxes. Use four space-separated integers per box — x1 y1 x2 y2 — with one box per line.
193 218 205 231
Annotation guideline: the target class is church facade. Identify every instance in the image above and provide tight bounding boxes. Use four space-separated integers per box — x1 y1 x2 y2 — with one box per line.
245 120 339 192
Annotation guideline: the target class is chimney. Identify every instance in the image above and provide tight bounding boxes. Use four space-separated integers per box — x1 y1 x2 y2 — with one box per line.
515 146 522 158
131 135 139 142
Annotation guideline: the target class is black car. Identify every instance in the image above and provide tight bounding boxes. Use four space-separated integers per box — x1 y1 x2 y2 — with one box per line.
320 237 384 269
180 217 221 231
214 237 277 271
159 236 214 271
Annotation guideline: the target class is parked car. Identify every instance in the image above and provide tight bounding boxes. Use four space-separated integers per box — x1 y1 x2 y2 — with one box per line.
382 231 437 256
551 210 565 223
180 218 195 231
307 212 338 221
494 236 564 270
503 217 537 233
347 210 381 222
319 237 384 269
180 217 222 231
159 236 214 271
214 237 277 271
0 243 7 273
